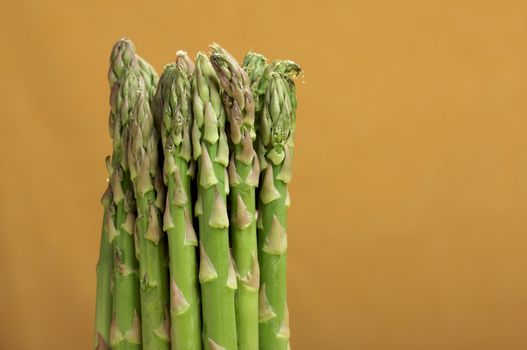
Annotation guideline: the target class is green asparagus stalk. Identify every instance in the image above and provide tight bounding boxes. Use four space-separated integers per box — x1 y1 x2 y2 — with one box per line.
210 44 259 350
107 40 142 350
156 55 202 350
127 72 171 349
192 52 238 350
94 178 114 350
245 55 293 350
256 69 299 350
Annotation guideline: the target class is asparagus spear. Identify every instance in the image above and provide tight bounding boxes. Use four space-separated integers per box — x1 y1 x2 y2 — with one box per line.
94 178 114 350
256 69 299 350
243 56 291 350
127 71 171 349
107 40 142 350
210 44 259 350
192 52 238 350
156 56 202 350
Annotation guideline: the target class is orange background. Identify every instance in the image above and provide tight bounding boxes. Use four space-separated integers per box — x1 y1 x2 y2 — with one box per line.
1 1 527 349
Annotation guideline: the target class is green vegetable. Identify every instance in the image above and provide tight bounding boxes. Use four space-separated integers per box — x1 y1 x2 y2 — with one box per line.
94 181 114 350
256 69 299 350
211 44 259 350
107 39 142 350
156 54 202 350
192 52 238 350
96 41 302 350
127 73 170 350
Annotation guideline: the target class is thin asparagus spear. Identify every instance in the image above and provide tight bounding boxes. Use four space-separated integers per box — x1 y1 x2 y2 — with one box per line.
94 179 114 350
256 69 299 350
156 56 202 350
107 39 142 350
211 44 259 350
128 75 170 350
192 52 238 350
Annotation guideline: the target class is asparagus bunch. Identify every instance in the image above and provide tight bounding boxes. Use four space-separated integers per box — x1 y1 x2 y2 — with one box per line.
156 53 202 350
192 53 238 350
95 39 301 350
211 45 259 350
107 40 142 350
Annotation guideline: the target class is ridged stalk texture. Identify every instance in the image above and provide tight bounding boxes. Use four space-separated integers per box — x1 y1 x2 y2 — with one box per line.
107 39 143 350
192 52 238 350
255 66 300 350
156 55 202 350
94 182 114 350
127 74 170 350
211 44 259 350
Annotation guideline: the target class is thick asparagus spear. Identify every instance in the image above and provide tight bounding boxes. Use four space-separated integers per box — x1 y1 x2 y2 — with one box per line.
128 75 170 350
94 179 114 350
107 40 142 350
156 56 202 350
210 44 259 350
192 52 238 350
256 70 299 350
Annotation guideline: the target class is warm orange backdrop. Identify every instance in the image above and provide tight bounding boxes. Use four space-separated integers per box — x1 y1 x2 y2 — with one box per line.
1 1 527 349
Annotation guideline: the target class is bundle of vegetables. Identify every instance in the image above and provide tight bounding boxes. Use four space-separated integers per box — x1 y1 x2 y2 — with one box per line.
94 38 301 350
